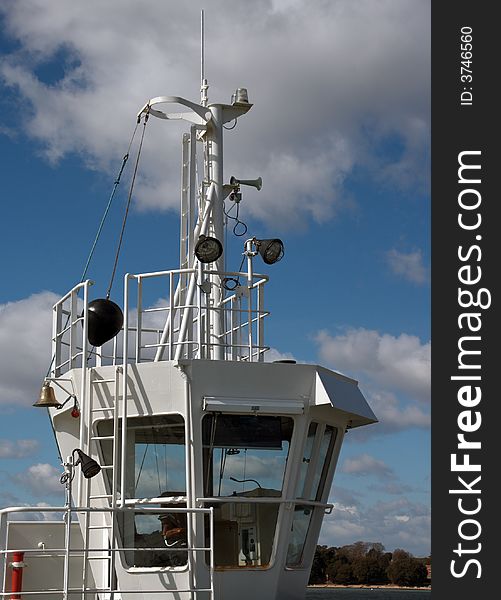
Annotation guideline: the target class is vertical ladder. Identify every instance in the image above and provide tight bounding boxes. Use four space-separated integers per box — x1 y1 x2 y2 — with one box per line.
81 366 122 598
179 127 198 359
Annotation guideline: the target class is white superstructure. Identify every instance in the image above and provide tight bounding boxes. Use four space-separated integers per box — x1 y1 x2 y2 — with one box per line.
1 76 377 600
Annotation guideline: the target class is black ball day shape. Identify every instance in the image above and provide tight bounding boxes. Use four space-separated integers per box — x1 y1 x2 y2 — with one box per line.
87 299 124 347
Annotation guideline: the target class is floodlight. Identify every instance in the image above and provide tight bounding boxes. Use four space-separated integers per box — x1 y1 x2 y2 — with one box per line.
195 235 223 263
256 238 284 264
74 449 101 479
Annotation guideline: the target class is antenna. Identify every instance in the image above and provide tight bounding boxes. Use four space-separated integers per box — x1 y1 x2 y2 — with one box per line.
200 9 209 107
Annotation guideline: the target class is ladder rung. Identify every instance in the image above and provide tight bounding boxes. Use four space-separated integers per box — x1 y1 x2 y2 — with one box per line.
92 379 116 384
99 465 114 470
89 494 113 499
88 525 112 530
91 435 115 440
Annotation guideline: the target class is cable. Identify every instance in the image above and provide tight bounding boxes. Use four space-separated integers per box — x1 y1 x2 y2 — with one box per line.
79 122 140 285
43 119 141 381
106 111 149 299
41 118 142 464
224 199 248 237
222 254 246 291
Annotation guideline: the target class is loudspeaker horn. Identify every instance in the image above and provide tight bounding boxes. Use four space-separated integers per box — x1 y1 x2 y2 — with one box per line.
229 176 262 191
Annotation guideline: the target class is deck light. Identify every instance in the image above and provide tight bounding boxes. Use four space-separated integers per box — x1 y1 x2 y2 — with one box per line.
256 238 284 265
195 235 223 263
74 449 101 479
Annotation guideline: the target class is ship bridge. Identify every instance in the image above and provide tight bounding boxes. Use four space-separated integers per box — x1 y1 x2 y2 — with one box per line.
1 83 376 600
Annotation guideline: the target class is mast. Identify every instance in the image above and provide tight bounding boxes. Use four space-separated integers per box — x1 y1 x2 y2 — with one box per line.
138 91 253 362
201 9 209 107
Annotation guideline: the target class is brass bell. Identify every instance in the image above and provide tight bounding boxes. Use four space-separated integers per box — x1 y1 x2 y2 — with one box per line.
33 382 61 408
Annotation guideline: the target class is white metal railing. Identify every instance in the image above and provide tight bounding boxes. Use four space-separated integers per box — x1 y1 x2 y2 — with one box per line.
52 281 92 377
51 266 269 377
126 267 269 362
0 504 214 599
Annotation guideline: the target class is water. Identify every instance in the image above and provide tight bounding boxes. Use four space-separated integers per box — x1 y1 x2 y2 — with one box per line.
306 589 431 599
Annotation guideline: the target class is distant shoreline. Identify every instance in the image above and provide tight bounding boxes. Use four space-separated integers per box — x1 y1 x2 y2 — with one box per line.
308 584 431 591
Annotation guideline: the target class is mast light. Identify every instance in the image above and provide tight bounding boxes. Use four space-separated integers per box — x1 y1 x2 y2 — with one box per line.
256 239 284 265
195 235 223 263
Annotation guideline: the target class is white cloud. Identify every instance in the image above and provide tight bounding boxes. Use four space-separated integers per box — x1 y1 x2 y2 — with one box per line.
0 292 59 406
264 347 297 363
0 0 430 227
367 390 430 432
386 248 428 285
315 328 430 403
0 438 39 458
12 463 63 497
4 502 63 522
320 497 430 556
314 327 430 438
341 453 395 479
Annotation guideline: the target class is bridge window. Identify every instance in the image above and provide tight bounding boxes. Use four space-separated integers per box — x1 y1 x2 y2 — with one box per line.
97 414 187 568
286 423 338 567
202 414 294 568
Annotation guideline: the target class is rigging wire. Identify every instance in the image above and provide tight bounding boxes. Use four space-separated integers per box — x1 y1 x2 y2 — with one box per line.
79 122 140 285
106 111 150 299
43 119 141 381
41 117 143 460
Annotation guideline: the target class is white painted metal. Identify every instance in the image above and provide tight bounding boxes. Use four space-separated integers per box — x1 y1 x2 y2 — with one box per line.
2 66 378 600
1 505 214 599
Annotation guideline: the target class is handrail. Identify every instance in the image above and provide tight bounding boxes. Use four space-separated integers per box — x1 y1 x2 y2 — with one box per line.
1 504 215 599
51 265 270 374
196 497 333 509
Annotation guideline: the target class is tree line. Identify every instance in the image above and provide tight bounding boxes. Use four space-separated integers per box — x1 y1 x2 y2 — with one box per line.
309 541 430 587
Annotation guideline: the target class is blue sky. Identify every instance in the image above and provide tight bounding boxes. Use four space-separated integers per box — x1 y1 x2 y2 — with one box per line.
0 0 430 556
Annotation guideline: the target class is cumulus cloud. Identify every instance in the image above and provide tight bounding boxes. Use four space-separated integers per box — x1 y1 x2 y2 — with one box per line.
0 438 39 458
3 502 63 522
264 347 297 363
368 481 415 495
12 463 63 497
0 292 59 406
315 328 430 403
366 390 430 431
386 248 428 285
320 497 430 556
341 453 396 479
0 0 430 227
314 327 430 439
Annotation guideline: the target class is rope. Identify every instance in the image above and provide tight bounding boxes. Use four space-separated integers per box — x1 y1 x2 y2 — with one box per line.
106 111 149 299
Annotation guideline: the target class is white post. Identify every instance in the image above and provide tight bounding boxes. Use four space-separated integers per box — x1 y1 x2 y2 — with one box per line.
62 456 74 600
121 275 130 508
245 243 254 361
207 105 225 360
